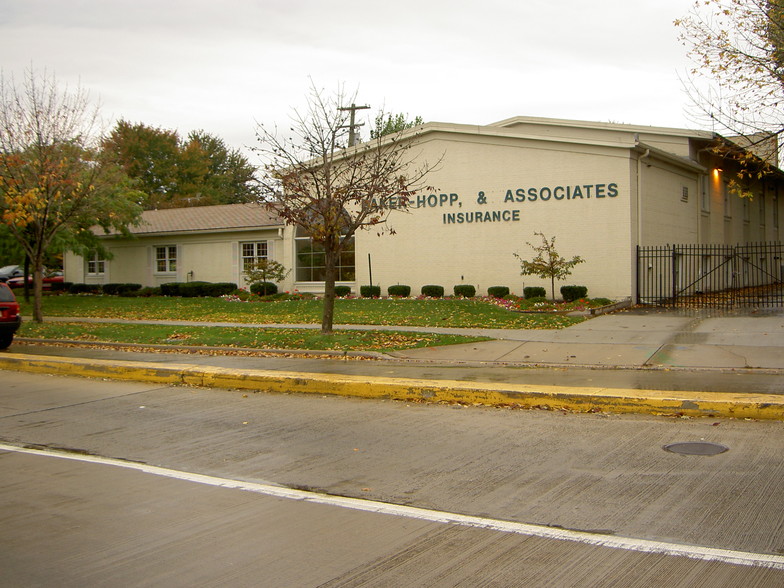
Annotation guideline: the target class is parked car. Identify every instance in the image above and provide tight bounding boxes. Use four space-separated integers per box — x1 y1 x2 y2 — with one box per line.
7 271 64 290
0 282 21 349
0 265 23 283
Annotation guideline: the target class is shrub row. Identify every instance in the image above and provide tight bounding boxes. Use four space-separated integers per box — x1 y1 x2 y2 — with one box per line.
161 281 237 297
102 283 142 296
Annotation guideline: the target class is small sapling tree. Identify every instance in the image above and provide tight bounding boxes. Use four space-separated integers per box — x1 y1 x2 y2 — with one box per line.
243 258 289 288
514 232 585 300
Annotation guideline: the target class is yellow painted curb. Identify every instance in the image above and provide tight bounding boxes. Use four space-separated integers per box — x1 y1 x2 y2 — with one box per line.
1 353 782 420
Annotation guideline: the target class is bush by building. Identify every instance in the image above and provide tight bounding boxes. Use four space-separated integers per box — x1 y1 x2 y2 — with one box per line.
387 284 411 297
560 285 588 302
524 286 547 299
360 285 381 298
250 281 278 296
487 286 510 298
453 284 476 298
421 285 444 298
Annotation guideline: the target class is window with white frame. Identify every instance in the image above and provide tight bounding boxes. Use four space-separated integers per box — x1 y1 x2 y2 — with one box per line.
86 252 106 276
241 241 269 272
155 245 177 273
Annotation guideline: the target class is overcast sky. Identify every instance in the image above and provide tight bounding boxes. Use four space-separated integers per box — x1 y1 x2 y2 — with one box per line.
1 0 702 154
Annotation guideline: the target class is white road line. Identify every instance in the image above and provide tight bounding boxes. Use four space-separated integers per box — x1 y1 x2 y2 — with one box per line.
4 442 784 571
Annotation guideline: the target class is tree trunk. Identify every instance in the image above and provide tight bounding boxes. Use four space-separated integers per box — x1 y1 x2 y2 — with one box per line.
32 261 44 323
321 246 337 335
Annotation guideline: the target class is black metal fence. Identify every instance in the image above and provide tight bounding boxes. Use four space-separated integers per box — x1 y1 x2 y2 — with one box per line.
637 242 784 308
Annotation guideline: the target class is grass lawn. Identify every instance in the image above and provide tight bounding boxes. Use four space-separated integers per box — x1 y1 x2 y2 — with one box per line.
20 295 589 328
18 321 487 352
15 294 596 352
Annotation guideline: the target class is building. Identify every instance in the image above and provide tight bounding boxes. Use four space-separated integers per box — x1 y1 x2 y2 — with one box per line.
64 116 783 300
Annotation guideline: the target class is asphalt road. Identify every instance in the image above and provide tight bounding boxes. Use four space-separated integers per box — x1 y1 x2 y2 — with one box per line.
2 371 784 586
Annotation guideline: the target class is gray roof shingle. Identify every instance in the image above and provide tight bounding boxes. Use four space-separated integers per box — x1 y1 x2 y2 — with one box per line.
102 203 284 236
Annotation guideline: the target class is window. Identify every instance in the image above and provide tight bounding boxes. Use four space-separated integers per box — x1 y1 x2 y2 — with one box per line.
295 226 355 282
774 194 779 229
759 194 766 226
155 245 177 273
681 186 689 203
86 252 106 275
241 241 269 271
743 198 750 223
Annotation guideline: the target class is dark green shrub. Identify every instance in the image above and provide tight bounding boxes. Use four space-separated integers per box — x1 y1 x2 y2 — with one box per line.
69 283 102 294
560 285 588 302
201 282 237 297
176 281 211 297
387 284 411 297
167 281 237 297
524 286 547 299
250 281 278 296
160 282 181 296
51 281 72 293
487 286 510 299
334 285 352 297
360 285 381 298
453 284 476 298
104 283 142 296
127 286 161 297
421 284 444 298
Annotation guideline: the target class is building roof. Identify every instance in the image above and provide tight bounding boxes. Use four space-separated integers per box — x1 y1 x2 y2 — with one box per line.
102 203 284 237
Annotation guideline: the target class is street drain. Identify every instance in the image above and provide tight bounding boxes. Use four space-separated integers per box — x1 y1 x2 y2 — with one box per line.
663 442 729 456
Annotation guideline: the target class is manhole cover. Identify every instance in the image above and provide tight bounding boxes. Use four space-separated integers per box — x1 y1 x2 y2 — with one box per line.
663 442 729 456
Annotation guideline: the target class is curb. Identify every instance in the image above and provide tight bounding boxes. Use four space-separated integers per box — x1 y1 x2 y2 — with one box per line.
1 353 783 420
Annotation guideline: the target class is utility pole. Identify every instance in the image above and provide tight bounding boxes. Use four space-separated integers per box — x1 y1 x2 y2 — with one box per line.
338 103 370 146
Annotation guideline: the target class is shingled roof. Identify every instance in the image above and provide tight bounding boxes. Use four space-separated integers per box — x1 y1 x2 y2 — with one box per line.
102 203 284 236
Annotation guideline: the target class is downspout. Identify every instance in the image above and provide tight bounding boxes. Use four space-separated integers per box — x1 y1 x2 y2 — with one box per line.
635 147 650 304
637 148 650 246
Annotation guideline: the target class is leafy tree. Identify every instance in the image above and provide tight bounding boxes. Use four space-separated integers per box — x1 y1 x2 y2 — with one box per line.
103 121 259 209
102 120 180 206
243 258 289 286
185 130 260 205
0 69 143 321
370 113 424 139
514 232 585 300
254 84 435 334
676 0 784 190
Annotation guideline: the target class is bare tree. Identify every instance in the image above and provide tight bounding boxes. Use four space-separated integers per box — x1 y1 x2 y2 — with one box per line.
0 68 142 321
254 84 435 334
676 0 784 188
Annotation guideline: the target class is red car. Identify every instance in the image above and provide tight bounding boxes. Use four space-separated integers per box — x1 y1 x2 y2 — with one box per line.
6 272 64 290
0 282 22 349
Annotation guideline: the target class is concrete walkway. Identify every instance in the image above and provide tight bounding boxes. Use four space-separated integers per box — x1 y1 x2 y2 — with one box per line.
3 308 784 419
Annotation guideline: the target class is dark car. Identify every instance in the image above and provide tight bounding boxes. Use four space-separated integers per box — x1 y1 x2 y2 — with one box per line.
0 265 24 283
0 282 22 349
7 271 64 290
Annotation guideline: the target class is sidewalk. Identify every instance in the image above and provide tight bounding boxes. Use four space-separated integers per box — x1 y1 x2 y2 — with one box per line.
3 309 784 419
